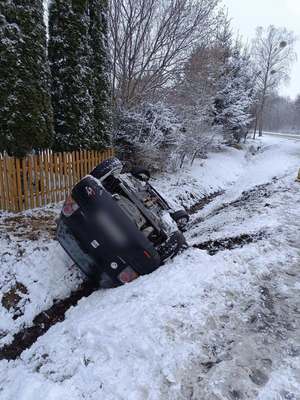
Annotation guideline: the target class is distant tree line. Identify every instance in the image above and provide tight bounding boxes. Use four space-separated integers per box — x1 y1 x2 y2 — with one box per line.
263 94 300 134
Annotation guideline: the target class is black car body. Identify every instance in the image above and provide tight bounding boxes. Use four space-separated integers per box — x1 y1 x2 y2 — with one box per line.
57 158 189 287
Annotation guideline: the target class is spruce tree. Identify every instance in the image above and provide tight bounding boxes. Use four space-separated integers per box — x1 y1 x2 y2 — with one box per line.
49 0 111 151
89 0 111 146
0 0 53 157
214 46 253 143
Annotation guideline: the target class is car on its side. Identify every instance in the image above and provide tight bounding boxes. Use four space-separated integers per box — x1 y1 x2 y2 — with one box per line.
57 158 189 287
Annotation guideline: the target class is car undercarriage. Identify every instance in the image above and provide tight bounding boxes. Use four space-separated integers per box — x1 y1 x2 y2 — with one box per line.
57 158 189 287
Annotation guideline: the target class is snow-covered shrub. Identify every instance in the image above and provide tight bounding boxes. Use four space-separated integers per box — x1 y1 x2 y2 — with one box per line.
177 104 223 166
114 102 183 172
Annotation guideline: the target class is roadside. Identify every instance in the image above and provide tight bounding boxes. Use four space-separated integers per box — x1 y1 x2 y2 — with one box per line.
0 136 299 400
0 141 256 349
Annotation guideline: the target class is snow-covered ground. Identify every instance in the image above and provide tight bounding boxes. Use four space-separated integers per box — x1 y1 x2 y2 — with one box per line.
0 136 299 400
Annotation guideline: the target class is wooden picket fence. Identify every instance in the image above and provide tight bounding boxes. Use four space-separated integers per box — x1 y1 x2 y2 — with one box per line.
0 148 114 212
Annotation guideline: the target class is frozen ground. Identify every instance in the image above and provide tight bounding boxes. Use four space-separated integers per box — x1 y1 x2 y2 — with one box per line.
0 137 299 400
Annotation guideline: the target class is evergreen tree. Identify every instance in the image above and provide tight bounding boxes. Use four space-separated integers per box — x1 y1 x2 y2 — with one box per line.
49 0 111 151
214 45 254 143
0 0 54 157
89 0 111 145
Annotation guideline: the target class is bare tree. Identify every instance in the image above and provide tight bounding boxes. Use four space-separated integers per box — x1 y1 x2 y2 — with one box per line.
251 25 297 137
109 0 220 107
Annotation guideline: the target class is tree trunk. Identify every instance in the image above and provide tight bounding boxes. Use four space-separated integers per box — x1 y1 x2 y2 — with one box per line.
258 95 267 137
253 112 259 139
258 112 263 137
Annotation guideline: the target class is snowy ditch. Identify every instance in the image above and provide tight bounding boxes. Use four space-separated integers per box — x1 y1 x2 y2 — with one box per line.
0 143 283 358
0 136 300 400
0 189 226 361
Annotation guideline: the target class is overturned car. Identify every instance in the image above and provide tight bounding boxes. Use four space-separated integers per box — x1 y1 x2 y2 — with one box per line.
57 158 189 287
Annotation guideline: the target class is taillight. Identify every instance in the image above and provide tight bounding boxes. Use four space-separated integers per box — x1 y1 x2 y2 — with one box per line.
62 195 79 217
118 267 139 284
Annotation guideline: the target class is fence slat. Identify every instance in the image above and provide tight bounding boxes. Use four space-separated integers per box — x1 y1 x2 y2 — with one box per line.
10 157 18 212
58 152 63 202
62 152 67 197
44 150 50 204
75 151 80 182
71 151 76 188
0 159 6 210
54 153 59 203
22 158 29 210
34 154 40 208
48 152 54 204
39 152 45 206
3 157 10 210
66 153 72 193
15 158 23 211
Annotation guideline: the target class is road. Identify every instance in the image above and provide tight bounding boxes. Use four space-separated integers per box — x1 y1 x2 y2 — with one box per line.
263 131 300 141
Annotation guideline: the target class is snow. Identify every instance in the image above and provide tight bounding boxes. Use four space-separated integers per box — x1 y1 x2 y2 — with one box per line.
0 206 83 346
1 136 300 399
43 0 52 38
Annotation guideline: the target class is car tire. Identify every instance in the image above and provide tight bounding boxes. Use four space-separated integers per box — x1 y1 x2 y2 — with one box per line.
90 157 123 180
131 167 151 181
158 231 187 261
171 210 190 231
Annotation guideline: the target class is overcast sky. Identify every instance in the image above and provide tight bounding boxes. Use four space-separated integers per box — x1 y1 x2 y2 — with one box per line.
223 0 300 99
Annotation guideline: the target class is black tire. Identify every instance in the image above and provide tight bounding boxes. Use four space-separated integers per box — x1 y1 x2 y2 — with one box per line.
131 166 151 181
171 210 190 231
158 231 187 261
90 157 122 180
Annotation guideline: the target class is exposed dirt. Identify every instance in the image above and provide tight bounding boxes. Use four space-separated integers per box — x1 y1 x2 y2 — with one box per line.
1 282 28 320
192 182 275 227
193 232 266 255
0 212 57 242
0 280 97 361
187 191 224 215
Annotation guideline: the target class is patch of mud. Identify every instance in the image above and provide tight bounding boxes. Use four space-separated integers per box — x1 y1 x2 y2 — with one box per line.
0 212 57 241
193 232 266 255
0 280 97 361
191 183 275 228
187 191 224 215
1 282 28 320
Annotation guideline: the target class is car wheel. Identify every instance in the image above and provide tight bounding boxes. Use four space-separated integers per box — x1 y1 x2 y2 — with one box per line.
171 210 190 231
90 157 123 180
131 167 151 181
158 231 187 261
